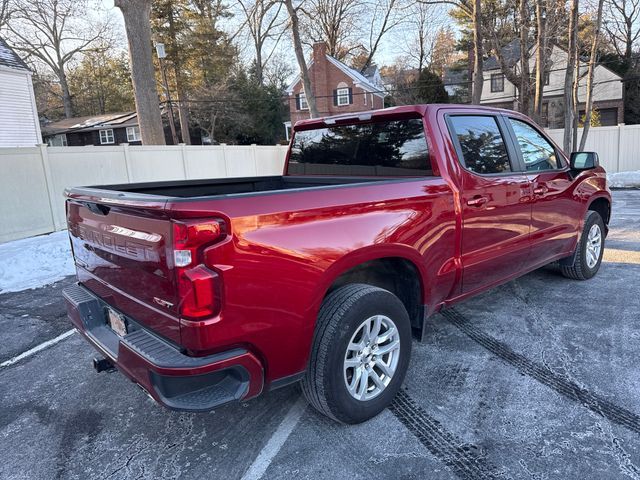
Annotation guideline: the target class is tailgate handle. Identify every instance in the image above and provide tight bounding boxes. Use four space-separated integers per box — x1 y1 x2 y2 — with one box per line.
84 202 110 215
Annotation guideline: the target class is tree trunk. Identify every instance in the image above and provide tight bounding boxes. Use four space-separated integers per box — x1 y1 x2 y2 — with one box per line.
284 0 319 118
572 43 580 152
167 3 191 144
255 43 264 85
563 0 579 153
533 0 546 122
175 81 192 145
519 0 531 115
115 0 166 145
471 0 483 104
58 67 74 118
579 0 605 150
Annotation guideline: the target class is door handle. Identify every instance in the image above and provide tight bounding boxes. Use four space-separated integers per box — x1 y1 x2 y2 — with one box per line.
533 185 548 195
467 196 489 207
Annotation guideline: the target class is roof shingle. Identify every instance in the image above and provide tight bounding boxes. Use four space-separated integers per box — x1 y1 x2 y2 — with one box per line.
0 37 29 71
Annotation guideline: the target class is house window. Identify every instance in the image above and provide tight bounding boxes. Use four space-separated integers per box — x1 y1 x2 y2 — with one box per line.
337 88 350 106
544 71 550 86
490 74 504 93
47 134 67 147
99 129 115 144
298 93 309 110
126 126 141 142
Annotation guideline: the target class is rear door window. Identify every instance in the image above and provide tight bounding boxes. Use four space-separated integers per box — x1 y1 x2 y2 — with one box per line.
448 115 512 174
288 118 432 176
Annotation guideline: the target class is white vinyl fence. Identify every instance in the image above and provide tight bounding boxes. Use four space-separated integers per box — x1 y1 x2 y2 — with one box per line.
546 124 640 173
1 125 640 244
0 144 287 243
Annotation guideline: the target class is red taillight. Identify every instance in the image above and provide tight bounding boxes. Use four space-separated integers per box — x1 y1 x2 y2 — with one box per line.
172 219 226 320
174 221 222 249
178 265 221 319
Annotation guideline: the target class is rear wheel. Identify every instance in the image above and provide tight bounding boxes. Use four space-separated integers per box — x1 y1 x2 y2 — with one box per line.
560 210 605 280
301 284 412 424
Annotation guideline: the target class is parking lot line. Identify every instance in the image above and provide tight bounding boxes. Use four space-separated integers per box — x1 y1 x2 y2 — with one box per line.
0 329 75 368
241 395 307 480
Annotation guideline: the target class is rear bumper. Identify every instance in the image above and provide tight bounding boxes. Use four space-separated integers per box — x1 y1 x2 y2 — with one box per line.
63 283 264 412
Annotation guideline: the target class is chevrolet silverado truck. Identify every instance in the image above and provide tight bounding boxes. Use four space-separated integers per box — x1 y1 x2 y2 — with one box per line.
63 104 611 424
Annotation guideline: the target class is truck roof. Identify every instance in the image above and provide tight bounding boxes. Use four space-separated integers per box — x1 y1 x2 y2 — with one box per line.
292 103 518 131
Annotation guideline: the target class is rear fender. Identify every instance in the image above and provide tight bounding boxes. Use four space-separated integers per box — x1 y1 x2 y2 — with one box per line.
303 244 428 343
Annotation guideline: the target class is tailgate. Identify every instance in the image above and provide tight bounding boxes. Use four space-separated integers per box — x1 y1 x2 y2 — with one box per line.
66 193 180 341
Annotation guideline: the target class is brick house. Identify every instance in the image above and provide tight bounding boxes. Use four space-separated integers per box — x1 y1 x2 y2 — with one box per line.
285 42 385 139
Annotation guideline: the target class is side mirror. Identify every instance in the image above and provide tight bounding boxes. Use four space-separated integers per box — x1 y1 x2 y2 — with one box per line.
570 151 599 170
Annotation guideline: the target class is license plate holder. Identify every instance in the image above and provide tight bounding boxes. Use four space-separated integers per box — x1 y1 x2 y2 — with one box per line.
106 308 128 336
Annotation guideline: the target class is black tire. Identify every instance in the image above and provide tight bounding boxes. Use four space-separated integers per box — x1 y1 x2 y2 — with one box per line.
560 210 605 280
300 284 412 424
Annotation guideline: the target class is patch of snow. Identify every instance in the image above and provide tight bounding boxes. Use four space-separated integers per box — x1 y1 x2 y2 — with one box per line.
0 230 75 294
608 171 640 189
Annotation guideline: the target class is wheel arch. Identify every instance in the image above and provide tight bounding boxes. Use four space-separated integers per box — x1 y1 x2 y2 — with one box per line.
312 245 428 338
587 195 611 230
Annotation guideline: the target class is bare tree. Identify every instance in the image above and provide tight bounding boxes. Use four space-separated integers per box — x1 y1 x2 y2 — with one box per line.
418 0 483 103
301 0 363 60
359 0 407 73
284 0 318 117
563 0 579 152
518 0 531 114
533 0 546 121
0 0 11 29
400 2 443 72
238 0 287 85
579 0 605 150
604 0 640 62
6 0 110 118
115 0 166 145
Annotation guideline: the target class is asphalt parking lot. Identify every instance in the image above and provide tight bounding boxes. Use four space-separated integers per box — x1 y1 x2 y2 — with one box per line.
1 190 639 480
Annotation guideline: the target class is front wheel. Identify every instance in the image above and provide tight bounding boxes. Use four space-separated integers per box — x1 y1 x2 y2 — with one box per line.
301 284 412 424
560 210 605 280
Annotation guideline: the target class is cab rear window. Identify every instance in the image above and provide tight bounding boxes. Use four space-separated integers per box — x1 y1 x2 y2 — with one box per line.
288 119 432 176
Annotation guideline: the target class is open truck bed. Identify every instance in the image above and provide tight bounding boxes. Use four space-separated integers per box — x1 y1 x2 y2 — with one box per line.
70 175 389 200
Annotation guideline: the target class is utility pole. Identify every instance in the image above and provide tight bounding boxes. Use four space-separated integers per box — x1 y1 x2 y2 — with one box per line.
155 42 179 145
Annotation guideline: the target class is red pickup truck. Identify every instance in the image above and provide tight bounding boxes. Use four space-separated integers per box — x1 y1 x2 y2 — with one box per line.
63 104 610 423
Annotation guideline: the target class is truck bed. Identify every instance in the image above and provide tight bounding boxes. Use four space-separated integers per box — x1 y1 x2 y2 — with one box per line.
80 175 389 199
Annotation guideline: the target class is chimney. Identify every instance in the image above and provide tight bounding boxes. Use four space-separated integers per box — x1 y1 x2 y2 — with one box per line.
313 42 327 62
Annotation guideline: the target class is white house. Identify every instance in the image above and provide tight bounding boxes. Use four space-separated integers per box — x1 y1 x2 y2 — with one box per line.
0 37 42 147
481 40 624 128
